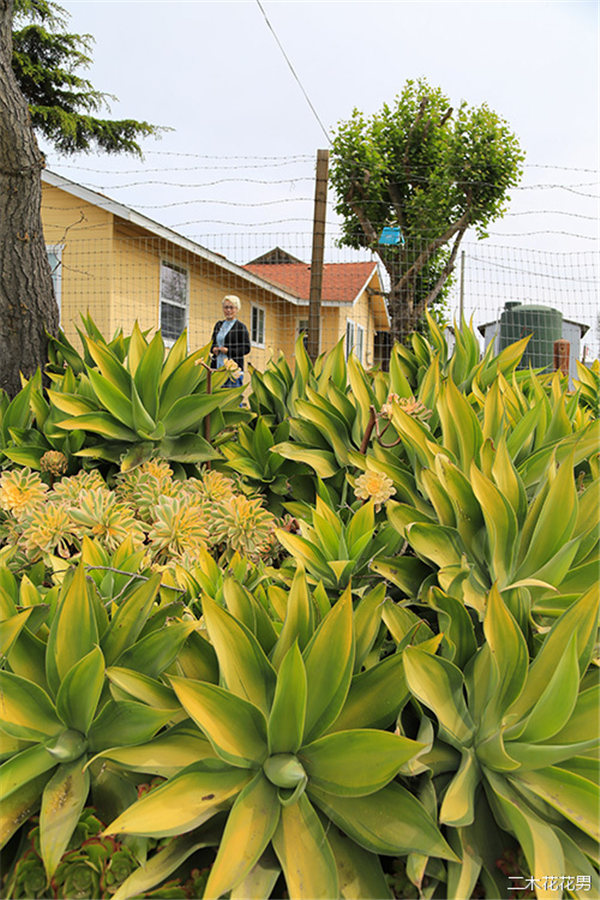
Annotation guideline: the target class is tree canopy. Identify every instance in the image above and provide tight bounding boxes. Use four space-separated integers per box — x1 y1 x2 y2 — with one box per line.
330 79 525 343
12 0 164 155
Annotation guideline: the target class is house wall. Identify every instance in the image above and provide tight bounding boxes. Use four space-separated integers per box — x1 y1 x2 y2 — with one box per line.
41 183 114 340
342 273 384 368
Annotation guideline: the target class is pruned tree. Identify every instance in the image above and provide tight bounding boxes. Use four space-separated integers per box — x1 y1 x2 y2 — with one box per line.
0 0 164 396
330 79 525 343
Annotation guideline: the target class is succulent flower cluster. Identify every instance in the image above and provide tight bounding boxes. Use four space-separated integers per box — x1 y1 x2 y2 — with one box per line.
354 469 396 511
0 462 278 569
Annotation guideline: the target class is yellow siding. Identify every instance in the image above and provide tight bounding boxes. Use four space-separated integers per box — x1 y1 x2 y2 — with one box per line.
41 183 113 341
41 182 387 376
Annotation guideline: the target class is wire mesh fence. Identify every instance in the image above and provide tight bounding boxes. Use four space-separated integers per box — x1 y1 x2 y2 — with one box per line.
41 170 599 378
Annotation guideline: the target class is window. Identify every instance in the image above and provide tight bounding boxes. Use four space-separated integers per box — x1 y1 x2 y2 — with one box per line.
160 261 188 345
251 305 265 345
345 319 355 360
355 324 365 363
46 245 63 320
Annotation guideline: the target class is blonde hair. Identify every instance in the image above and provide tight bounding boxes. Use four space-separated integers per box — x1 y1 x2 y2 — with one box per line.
223 295 241 312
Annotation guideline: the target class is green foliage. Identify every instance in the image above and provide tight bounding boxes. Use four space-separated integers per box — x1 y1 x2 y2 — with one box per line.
330 78 524 339
1 313 598 900
12 0 165 156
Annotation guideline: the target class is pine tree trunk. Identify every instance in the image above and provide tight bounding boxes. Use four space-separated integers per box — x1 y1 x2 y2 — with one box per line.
0 0 58 398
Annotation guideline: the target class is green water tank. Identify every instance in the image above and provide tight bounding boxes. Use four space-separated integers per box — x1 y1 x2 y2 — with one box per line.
498 302 563 371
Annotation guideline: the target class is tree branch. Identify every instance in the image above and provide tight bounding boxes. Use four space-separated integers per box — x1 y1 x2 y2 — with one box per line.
391 209 470 294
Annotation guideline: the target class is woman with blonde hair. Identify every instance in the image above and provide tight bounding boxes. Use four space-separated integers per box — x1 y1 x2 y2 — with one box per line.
210 295 250 387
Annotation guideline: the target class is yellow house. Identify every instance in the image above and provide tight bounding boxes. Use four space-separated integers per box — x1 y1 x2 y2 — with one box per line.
41 171 389 370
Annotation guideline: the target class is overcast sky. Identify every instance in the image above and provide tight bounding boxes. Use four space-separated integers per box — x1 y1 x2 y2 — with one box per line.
39 0 599 350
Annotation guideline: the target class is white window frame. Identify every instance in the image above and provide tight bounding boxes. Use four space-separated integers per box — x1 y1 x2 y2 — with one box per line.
355 323 365 364
159 260 189 348
251 303 266 347
345 319 355 360
46 244 63 323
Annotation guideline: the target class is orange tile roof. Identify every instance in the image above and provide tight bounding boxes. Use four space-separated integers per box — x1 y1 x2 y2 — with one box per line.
244 261 377 304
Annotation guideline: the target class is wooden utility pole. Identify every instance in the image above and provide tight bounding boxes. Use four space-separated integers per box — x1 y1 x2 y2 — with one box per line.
307 149 329 362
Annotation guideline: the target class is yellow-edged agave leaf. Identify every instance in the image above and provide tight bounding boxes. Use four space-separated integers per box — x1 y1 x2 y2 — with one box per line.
106 763 251 838
133 332 163 419
272 792 338 899
222 579 278 654
405 522 465 570
106 667 180 710
46 390 96 417
55 646 105 735
275 530 333 582
552 685 600 744
555 828 600 899
87 368 135 429
0 744 57 800
161 393 226 436
301 730 422 796
56 412 137 441
427 589 477 669
404 647 475 748
353 584 386 672
115 621 195 678
130 379 157 436
0 672 62 741
330 653 409 732
91 728 217 777
506 738 600 771
508 585 599 723
382 600 434 645
0 772 47 848
126 321 148 376
302 587 355 743
230 848 280 900
169 677 268 767
40 758 89 879
420 467 455 527
271 442 339 478
390 407 439 468
491 436 528 526
204 773 280 899
445 828 482 900
85 336 131 395
112 827 222 900
483 584 528 719
327 824 393 899
516 636 579 744
346 500 375 560
434 455 486 549
86 701 175 753
514 767 600 842
271 566 314 669
309 781 458 861
476 728 520 772
46 563 98 694
0 609 32 657
202 596 276 715
439 749 480 827
386 500 436 538
469 464 518 585
268 643 307 754
486 771 564 899
101 573 162 666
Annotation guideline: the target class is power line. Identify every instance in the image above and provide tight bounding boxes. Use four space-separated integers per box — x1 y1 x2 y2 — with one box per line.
254 0 332 146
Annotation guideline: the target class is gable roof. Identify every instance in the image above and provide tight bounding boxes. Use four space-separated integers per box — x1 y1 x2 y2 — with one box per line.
244 260 378 305
41 170 302 306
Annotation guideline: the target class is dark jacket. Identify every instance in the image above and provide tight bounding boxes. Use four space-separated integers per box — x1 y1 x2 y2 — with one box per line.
210 319 251 371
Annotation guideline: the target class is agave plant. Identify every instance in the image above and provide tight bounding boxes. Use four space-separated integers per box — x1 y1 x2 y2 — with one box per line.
276 491 402 592
0 560 196 881
102 586 457 900
379 370 599 626
402 583 599 900
45 319 252 471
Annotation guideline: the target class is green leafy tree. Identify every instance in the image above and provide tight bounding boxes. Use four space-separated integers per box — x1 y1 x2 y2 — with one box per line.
12 0 163 155
330 78 524 343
